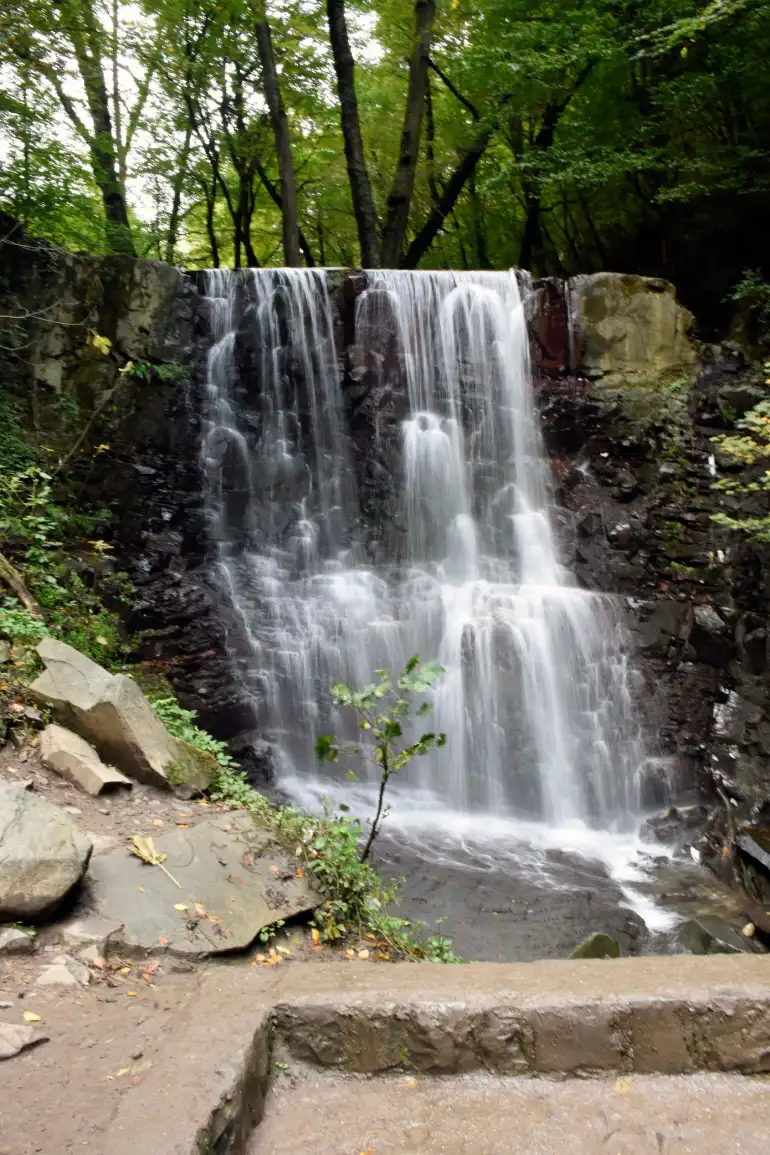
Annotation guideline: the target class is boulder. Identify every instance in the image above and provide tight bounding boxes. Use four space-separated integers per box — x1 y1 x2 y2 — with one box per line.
570 273 697 384
40 724 132 796
569 931 620 959
0 783 92 921
83 812 318 956
30 639 214 791
0 1023 48 1061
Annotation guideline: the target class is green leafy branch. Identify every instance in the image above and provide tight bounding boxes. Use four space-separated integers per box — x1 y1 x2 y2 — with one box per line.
315 655 446 862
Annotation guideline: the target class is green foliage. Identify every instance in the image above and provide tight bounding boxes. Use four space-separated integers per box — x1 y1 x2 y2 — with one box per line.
0 602 50 643
711 391 770 539
126 360 186 383
316 656 446 860
727 271 770 336
148 694 238 777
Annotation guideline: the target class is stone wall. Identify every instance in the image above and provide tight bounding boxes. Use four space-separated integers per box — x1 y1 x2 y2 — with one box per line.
2 216 770 827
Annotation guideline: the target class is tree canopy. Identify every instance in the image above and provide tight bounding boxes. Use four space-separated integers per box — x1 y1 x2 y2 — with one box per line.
1 0 768 317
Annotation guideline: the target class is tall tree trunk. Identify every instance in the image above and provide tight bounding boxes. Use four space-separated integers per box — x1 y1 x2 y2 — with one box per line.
165 124 193 264
326 0 380 267
380 0 436 267
254 160 316 265
62 0 134 254
255 13 301 266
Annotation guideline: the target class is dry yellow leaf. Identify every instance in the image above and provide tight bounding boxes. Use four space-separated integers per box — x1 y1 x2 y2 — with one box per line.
613 1078 633 1094
151 819 164 828
126 991 138 998
310 928 320 945
22 1011 41 1023
173 904 188 912
118 966 131 974
276 946 292 957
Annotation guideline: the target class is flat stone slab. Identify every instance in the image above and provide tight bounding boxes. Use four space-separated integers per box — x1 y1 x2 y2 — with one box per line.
83 812 318 955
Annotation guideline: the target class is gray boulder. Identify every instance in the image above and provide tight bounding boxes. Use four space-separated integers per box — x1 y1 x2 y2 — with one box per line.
30 639 214 791
40 723 132 796
0 783 92 921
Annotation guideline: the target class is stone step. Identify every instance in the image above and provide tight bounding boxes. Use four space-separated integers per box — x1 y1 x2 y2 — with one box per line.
252 1071 770 1154
102 956 770 1155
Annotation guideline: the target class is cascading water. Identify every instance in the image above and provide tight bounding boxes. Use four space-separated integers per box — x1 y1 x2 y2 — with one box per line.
201 266 646 835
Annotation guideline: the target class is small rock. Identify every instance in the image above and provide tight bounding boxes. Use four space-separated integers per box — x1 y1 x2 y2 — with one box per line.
0 929 35 956
22 707 43 725
570 932 620 959
0 1001 13 1009
0 641 11 664
40 724 132 797
77 944 104 965
64 807 82 816
678 915 758 955
37 955 91 987
0 1023 48 1060
131 1049 143 1061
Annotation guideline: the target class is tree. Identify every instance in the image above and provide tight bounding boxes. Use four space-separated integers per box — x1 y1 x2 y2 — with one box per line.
316 656 446 861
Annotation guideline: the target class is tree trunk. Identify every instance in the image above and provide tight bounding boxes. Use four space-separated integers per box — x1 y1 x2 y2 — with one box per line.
326 0 380 267
165 124 193 264
254 160 316 266
64 0 135 254
380 0 436 267
255 14 301 266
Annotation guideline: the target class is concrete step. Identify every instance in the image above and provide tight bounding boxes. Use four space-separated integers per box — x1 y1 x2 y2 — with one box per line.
100 956 770 1155
252 1071 770 1154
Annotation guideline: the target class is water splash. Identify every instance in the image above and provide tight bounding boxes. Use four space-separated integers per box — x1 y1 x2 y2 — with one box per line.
201 267 646 832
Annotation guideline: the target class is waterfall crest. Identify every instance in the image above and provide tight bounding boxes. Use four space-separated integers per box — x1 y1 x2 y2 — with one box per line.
201 267 645 830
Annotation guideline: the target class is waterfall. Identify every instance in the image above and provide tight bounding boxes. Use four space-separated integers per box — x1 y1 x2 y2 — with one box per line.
201 267 645 832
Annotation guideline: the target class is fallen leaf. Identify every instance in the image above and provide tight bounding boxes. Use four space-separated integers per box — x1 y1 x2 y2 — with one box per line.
151 819 164 828
268 865 278 874
176 823 189 829
173 904 188 912
95 636 108 646
129 835 181 887
138 887 145 893
157 937 169 946
255 953 266 963
23 1011 41 1023
118 966 132 974
295 868 304 878
126 992 138 998
311 928 320 945
92 957 105 969
345 948 355 959
613 1078 633 1094
276 946 291 957
116 1067 132 1077
194 903 207 918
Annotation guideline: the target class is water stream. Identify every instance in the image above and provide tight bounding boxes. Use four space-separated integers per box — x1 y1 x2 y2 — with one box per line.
200 267 672 942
